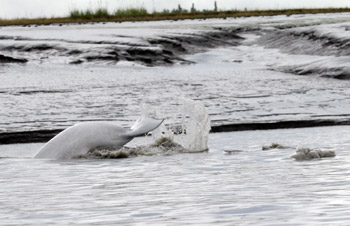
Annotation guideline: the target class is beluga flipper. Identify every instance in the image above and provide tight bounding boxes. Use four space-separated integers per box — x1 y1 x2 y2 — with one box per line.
34 116 163 159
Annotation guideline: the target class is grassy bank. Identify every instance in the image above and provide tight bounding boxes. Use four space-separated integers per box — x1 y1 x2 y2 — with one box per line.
1 7 350 27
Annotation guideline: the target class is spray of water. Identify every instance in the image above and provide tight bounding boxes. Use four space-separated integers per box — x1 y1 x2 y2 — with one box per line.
78 98 211 159
151 98 211 152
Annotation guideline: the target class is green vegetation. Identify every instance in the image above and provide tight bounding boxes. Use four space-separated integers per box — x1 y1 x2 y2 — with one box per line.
114 7 148 17
63 6 350 21
1 7 350 27
69 7 110 19
68 7 150 20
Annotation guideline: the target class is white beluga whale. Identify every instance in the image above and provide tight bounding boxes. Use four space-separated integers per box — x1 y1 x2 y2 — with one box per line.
34 116 163 159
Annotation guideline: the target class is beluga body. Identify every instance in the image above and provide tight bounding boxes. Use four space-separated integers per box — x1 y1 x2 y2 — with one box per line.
34 116 163 159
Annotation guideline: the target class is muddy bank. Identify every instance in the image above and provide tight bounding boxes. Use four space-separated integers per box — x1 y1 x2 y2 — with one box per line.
275 65 350 80
257 28 350 57
210 119 350 133
256 26 350 80
0 129 61 144
2 119 350 144
0 54 27 63
0 29 243 66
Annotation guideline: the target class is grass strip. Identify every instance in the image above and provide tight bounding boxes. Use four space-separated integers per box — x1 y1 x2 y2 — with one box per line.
1 8 350 27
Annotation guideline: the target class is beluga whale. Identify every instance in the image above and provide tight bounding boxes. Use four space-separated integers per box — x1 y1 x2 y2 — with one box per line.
34 116 163 159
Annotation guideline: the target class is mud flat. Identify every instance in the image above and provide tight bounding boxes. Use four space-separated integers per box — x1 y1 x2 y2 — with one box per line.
3 13 350 142
0 26 243 67
0 54 27 63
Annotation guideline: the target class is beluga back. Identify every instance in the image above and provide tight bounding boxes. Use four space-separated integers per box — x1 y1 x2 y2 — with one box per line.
34 116 163 159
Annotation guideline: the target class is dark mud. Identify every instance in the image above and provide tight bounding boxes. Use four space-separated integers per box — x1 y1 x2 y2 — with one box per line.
0 54 27 63
14 89 72 95
258 29 350 57
84 30 242 66
3 119 350 144
0 29 243 66
256 27 350 79
1 43 67 52
81 47 192 66
276 65 350 80
0 129 61 144
149 30 243 55
210 119 350 133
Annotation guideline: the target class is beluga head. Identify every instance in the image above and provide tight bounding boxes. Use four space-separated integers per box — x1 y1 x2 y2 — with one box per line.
34 116 164 159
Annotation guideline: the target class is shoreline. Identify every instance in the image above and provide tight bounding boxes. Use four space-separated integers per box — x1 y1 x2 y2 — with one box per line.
2 119 350 144
1 8 350 27
2 12 350 145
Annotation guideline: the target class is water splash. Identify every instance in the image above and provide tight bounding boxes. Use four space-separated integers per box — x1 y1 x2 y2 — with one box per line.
77 98 211 159
151 98 211 152
76 137 190 159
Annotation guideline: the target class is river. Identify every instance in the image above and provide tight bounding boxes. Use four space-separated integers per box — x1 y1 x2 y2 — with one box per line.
1 13 350 225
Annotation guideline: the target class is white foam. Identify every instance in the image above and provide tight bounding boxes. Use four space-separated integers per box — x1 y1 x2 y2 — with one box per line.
77 137 190 159
151 98 211 152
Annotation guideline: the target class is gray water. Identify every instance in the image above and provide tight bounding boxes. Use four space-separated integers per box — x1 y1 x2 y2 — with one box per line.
1 126 350 225
2 14 350 225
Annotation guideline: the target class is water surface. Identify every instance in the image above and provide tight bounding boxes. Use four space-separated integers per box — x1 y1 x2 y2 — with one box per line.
1 13 350 225
1 126 349 225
